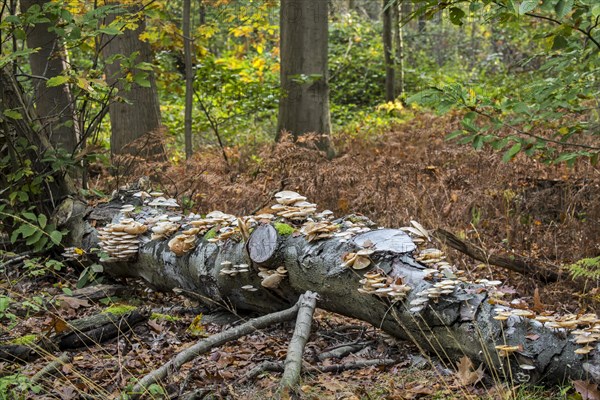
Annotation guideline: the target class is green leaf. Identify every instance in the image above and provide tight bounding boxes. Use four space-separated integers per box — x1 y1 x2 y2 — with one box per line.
46 75 70 87
555 0 573 19
592 4 600 18
502 143 522 162
62 287 73 296
552 35 568 50
25 229 43 246
50 230 63 245
519 0 538 14
133 72 151 88
449 7 466 25
3 109 23 120
37 214 47 229
22 212 37 221
98 26 122 35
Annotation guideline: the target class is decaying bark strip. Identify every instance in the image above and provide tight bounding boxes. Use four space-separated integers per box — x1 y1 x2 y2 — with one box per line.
82 191 600 388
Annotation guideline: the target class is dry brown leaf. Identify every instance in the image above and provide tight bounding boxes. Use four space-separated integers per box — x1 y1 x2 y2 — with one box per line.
573 380 600 400
455 356 485 386
532 287 545 313
57 296 91 311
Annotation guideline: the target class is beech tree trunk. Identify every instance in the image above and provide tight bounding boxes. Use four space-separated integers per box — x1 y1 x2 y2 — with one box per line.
382 0 395 101
21 0 78 153
102 7 163 159
183 0 193 160
83 195 600 387
277 0 333 156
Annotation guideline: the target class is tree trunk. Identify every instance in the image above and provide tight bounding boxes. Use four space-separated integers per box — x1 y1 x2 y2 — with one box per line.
0 67 75 213
82 194 600 387
277 0 333 157
183 0 193 160
393 0 404 96
102 6 163 159
21 0 78 153
382 0 395 102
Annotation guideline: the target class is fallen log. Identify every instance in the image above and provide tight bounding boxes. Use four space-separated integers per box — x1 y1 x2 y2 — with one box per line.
0 310 148 363
82 190 600 387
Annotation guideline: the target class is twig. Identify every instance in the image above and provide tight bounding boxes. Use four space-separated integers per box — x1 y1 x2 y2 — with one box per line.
240 358 400 383
318 342 371 361
280 291 318 393
130 294 309 397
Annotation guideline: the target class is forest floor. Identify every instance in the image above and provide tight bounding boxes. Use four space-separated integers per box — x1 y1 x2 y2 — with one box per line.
2 112 599 399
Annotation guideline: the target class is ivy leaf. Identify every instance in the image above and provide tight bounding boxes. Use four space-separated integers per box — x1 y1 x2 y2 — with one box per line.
502 142 522 162
46 75 71 87
519 0 537 15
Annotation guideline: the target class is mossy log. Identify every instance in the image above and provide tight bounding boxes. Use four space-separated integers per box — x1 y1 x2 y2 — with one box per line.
83 195 600 387
0 310 148 363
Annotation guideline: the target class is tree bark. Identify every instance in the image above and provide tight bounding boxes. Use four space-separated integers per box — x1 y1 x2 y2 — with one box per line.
81 195 600 387
183 0 193 160
382 0 395 101
21 0 78 153
102 6 163 159
393 0 404 96
277 0 333 156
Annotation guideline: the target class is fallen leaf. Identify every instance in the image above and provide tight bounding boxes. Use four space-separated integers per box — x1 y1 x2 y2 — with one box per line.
455 356 485 386
573 380 600 400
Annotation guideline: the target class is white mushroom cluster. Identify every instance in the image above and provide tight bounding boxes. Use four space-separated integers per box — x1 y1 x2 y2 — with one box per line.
492 308 600 356
271 191 317 221
151 220 180 240
62 246 85 260
98 218 147 260
168 227 200 256
333 223 371 242
409 279 462 312
130 190 179 208
358 271 411 300
258 266 288 288
219 261 250 276
301 221 340 242
341 249 374 270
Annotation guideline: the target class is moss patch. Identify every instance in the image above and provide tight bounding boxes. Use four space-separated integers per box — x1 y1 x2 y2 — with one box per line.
274 222 294 236
204 228 217 240
11 334 37 345
102 304 137 316
150 313 180 322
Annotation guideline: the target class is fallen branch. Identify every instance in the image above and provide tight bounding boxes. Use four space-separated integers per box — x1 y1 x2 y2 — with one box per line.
318 342 372 361
432 228 563 282
31 352 71 384
280 291 318 393
130 293 309 397
241 358 401 383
